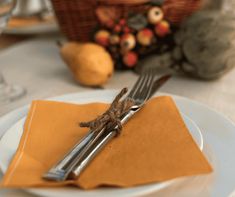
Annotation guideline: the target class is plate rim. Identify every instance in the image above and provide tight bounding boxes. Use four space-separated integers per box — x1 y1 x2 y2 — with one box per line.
4 21 59 35
1 89 234 128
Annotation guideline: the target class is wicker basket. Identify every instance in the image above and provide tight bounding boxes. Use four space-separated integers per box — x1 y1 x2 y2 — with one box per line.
51 0 203 42
162 0 203 24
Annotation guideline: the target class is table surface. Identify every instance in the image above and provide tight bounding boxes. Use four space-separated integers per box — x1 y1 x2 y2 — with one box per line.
0 35 235 197
1 35 235 122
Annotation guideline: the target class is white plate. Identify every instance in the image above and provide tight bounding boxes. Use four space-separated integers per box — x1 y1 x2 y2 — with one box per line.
5 21 59 35
0 109 203 197
0 91 203 197
0 90 235 197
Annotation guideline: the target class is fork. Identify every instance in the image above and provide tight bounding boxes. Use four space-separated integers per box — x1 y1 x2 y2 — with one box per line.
70 72 171 178
44 67 170 181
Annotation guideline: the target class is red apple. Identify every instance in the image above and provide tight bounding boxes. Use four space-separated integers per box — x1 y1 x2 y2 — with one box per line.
123 52 138 67
114 24 122 33
155 20 170 37
137 28 154 46
119 18 126 26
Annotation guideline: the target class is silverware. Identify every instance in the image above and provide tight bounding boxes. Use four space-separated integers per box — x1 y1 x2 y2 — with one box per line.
44 126 107 181
43 67 170 181
70 73 171 178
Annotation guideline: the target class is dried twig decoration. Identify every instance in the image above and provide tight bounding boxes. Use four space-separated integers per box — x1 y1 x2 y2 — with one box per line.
80 88 135 135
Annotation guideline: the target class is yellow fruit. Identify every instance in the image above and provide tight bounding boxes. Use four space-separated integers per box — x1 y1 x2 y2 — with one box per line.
120 33 136 51
95 30 110 46
147 6 164 25
61 42 114 86
109 34 120 45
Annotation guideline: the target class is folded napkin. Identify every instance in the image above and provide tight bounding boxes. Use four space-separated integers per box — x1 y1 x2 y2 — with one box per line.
1 96 212 189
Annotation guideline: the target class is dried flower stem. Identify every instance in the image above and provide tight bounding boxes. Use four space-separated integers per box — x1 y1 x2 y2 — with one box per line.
80 88 134 135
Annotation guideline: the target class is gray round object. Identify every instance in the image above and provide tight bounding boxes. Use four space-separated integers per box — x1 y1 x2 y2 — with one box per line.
175 10 235 79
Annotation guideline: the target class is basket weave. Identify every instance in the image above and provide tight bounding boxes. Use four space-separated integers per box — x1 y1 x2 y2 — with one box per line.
51 0 203 42
163 0 203 24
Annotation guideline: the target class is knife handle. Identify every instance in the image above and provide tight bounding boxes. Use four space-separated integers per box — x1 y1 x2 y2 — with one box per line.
70 129 117 179
43 126 106 181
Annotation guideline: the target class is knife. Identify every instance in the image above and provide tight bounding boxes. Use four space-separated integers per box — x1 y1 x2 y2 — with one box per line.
69 74 171 178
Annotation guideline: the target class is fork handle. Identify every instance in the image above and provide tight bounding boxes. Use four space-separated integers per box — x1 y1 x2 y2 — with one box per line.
69 108 139 178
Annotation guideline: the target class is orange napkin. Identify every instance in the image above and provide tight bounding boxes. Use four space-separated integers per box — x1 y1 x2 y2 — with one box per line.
1 96 212 189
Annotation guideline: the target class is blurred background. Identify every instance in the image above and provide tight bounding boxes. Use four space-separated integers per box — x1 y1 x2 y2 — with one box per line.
0 0 229 48
0 0 58 49
1 0 235 120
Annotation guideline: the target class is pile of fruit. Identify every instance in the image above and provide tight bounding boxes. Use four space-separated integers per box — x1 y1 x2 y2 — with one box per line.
94 4 173 69
59 1 205 87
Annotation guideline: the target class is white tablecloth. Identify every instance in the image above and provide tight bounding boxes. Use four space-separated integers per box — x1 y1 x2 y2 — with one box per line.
0 36 235 197
1 37 235 122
